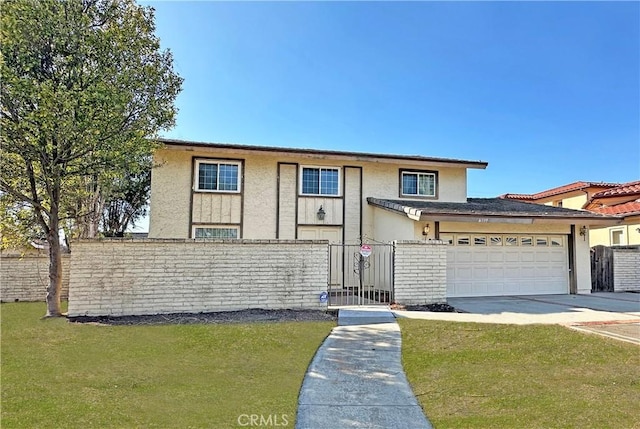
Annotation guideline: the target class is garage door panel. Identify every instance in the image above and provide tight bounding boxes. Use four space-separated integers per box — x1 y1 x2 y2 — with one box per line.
548 252 567 263
504 252 520 263
488 252 504 263
488 267 504 279
472 251 489 263
520 251 535 263
535 252 550 263
473 267 489 279
521 266 536 277
456 267 473 280
503 282 521 293
455 250 473 263
504 266 520 278
446 234 568 297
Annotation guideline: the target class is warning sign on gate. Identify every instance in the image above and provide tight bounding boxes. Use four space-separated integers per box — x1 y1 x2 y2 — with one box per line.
359 244 372 258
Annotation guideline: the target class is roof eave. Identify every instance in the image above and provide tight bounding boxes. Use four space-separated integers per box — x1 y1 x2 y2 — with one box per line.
156 138 488 169
367 198 622 226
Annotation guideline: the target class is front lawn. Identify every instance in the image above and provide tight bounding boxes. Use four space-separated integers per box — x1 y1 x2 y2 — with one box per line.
1 303 334 428
399 319 640 429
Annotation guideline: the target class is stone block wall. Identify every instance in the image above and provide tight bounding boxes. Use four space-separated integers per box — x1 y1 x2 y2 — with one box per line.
67 239 329 317
393 240 447 304
612 246 640 291
0 252 70 302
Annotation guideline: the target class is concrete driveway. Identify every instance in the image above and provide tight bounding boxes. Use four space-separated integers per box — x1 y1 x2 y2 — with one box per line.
393 293 640 344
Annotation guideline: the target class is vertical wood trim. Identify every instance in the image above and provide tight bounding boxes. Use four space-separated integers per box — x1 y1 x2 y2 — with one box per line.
239 159 245 238
434 221 440 240
276 163 282 238
359 166 363 243
188 157 195 238
341 166 346 244
295 164 299 239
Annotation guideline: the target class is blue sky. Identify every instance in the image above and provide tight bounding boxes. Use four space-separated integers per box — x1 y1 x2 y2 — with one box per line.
144 1 639 197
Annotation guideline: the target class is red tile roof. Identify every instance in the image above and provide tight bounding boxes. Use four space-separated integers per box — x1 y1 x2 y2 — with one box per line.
498 193 535 200
590 180 640 199
590 200 640 216
500 181 620 201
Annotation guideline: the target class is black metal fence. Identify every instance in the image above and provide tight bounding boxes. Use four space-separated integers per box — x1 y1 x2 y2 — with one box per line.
328 243 394 306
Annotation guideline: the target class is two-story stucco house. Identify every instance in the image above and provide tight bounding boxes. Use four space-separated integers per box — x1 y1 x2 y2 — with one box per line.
501 181 639 247
149 139 616 298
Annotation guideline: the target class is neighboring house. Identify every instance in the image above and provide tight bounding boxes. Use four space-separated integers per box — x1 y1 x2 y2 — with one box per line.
149 139 616 298
501 181 639 247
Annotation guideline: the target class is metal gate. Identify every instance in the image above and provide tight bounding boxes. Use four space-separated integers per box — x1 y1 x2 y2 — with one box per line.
328 243 394 306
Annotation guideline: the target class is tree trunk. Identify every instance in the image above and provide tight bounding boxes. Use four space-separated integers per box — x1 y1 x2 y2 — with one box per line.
45 206 63 317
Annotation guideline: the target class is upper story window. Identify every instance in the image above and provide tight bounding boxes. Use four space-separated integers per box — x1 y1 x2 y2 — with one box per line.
400 170 437 197
300 167 340 196
195 160 241 192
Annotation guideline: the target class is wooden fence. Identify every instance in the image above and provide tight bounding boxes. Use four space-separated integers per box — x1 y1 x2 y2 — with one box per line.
590 245 613 292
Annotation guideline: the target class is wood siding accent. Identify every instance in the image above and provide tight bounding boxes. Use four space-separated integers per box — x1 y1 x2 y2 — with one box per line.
298 197 343 225
191 193 242 224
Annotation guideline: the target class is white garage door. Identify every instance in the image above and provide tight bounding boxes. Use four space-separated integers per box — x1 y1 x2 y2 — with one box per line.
442 234 569 297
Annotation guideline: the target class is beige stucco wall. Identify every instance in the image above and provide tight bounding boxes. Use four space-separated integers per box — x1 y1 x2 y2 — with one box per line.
590 224 640 246
344 167 362 243
149 150 193 238
372 208 415 243
439 222 571 235
560 194 588 210
574 227 592 294
149 147 469 240
243 156 278 238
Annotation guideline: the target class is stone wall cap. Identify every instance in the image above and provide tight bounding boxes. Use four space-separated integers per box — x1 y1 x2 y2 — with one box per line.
71 238 330 245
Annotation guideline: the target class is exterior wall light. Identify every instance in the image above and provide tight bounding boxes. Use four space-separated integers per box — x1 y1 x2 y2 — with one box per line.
579 225 587 240
422 224 430 236
317 206 325 221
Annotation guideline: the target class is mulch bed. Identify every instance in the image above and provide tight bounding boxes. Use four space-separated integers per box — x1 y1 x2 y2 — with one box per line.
68 308 338 326
391 302 459 312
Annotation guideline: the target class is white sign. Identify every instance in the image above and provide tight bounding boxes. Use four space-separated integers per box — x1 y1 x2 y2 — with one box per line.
360 244 372 258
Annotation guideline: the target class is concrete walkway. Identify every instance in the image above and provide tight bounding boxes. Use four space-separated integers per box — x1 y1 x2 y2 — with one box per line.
296 307 432 429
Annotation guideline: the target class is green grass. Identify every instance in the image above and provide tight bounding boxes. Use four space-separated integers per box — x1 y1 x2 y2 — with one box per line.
1 302 334 429
399 319 640 429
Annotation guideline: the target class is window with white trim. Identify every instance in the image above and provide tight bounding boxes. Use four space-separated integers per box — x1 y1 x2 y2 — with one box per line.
195 160 241 192
401 170 436 197
193 226 239 239
300 167 340 196
610 228 625 246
